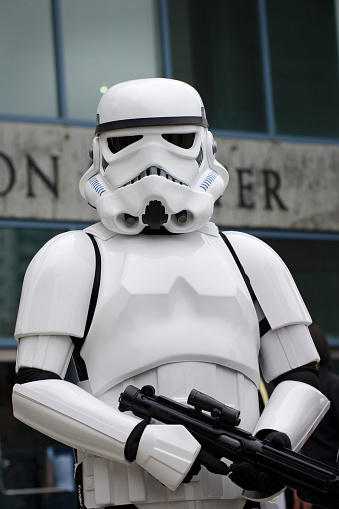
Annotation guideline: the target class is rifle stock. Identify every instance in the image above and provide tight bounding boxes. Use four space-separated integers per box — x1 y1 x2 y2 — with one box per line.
119 384 339 508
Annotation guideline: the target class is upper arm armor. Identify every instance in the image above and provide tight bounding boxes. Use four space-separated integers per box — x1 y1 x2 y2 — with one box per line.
15 231 96 339
16 335 74 378
223 231 311 329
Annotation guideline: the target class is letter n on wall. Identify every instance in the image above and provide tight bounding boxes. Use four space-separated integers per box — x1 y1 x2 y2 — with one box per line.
26 155 59 198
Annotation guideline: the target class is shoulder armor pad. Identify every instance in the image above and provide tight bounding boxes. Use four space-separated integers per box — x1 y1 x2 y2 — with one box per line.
15 230 96 339
223 231 311 329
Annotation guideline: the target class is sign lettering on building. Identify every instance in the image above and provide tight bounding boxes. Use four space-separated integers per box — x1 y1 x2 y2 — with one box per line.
0 122 338 231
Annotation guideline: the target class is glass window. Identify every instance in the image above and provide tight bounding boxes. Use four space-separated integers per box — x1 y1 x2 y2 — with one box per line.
263 238 339 343
267 0 339 138
0 362 77 509
0 228 65 340
0 228 79 507
0 0 58 118
60 0 162 121
168 0 267 132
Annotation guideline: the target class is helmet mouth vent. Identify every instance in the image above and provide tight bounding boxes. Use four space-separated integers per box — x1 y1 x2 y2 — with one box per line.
142 200 168 230
121 167 188 187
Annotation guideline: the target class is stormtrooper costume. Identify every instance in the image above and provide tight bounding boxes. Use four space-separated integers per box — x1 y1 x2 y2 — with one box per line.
12 79 329 509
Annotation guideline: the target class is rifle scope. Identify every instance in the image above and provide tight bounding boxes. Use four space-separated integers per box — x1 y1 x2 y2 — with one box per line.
188 389 241 426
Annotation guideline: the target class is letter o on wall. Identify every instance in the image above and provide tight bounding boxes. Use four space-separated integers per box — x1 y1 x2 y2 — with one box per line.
0 152 15 196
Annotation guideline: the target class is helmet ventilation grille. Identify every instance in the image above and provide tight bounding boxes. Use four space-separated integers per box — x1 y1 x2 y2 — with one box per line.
121 167 188 187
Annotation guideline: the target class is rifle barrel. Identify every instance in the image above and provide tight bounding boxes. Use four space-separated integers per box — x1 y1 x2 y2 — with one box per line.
119 385 339 509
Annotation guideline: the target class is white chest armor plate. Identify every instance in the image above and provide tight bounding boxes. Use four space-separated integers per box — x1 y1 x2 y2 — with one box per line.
81 230 260 397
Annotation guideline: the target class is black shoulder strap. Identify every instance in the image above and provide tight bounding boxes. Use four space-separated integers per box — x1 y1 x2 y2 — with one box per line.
219 231 271 337
219 231 256 302
82 233 101 338
71 232 101 381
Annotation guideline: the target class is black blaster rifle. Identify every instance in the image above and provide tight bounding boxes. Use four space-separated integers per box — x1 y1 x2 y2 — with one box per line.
119 384 339 509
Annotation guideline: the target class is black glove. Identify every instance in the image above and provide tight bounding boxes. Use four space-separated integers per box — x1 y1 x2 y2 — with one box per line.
183 449 229 483
229 431 291 495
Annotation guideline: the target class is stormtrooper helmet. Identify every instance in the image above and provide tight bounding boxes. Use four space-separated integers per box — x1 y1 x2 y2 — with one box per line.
80 78 228 234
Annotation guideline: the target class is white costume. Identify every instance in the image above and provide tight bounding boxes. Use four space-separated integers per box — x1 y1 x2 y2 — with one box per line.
12 79 329 509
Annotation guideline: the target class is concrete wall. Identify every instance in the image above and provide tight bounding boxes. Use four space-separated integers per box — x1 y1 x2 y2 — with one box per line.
213 137 339 231
0 121 338 231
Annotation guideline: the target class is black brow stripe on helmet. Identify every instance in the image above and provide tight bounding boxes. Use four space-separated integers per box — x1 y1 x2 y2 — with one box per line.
95 116 208 135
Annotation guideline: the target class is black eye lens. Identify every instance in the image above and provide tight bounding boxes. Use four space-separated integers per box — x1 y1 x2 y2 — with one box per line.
108 135 143 154
162 133 195 149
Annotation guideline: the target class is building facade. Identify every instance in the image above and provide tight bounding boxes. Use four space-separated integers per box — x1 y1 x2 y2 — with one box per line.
0 1 338 507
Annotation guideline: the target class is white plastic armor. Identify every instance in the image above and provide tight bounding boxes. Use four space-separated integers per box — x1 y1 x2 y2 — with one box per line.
13 376 200 492
13 79 328 509
79 78 228 235
14 231 96 338
13 222 328 508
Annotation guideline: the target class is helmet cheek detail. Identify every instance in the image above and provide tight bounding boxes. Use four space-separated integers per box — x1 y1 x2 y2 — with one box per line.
200 171 218 191
102 157 109 172
81 173 110 210
92 136 100 172
196 146 204 167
